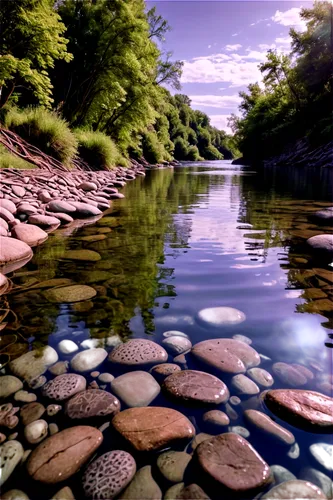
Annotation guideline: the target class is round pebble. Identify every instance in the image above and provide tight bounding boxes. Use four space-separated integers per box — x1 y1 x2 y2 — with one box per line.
98 373 114 383
202 410 230 427
162 336 192 355
82 450 136 499
46 404 62 417
310 442 333 472
111 371 160 407
157 451 191 483
163 330 189 339
231 374 260 395
1 490 30 500
49 423 59 436
42 373 87 401
24 419 48 444
70 348 108 372
20 402 45 426
0 440 24 486
0 376 23 399
57 340 78 354
247 367 274 387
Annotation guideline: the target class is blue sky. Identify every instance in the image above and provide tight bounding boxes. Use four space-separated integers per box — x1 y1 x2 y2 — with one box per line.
147 1 312 132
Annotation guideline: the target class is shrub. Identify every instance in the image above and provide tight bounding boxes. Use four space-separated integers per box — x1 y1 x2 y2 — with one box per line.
185 145 202 161
0 145 36 170
202 144 223 160
141 131 164 164
4 107 77 165
173 137 188 160
75 130 123 170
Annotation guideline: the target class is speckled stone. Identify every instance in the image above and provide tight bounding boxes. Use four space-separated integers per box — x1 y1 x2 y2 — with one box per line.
191 339 260 374
196 433 271 493
0 376 23 399
119 465 162 500
112 407 195 452
20 402 45 426
42 373 87 401
0 440 24 486
163 370 229 405
247 368 274 388
261 480 327 499
157 451 192 483
150 363 181 382
65 389 120 419
111 371 160 407
109 339 168 366
82 450 136 499
244 410 295 446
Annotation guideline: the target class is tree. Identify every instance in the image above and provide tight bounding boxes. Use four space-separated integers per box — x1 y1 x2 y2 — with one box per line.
0 0 72 109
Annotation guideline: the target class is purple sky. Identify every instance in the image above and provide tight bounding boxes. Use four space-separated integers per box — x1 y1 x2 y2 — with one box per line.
147 1 312 133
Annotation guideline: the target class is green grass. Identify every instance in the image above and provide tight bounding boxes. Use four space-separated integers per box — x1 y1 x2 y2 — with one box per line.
3 107 78 166
0 144 36 169
75 129 127 170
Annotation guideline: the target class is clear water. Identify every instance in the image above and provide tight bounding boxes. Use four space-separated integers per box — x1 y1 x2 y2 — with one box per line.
2 161 333 498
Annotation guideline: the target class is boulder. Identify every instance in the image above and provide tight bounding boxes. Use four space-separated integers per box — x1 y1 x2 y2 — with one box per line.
307 234 333 257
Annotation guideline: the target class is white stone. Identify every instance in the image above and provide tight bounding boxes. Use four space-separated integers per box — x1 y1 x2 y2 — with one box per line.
1 489 30 500
310 443 333 472
270 465 296 485
228 426 250 438
14 390 37 403
57 339 78 354
98 373 114 383
9 346 58 383
162 330 189 339
0 440 24 486
106 335 122 347
111 371 160 407
299 467 333 499
0 376 23 399
80 338 100 349
24 419 48 444
162 336 192 355
197 306 246 327
232 334 252 345
262 480 327 499
70 348 107 372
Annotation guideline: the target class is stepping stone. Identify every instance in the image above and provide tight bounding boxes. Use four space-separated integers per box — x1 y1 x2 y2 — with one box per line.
82 450 136 499
244 409 295 445
111 371 160 407
157 451 192 483
65 389 120 419
197 306 246 326
191 338 260 374
112 407 195 451
42 374 87 401
163 370 229 405
26 426 103 484
109 339 168 366
261 480 327 499
196 433 271 494
264 390 333 432
119 465 162 500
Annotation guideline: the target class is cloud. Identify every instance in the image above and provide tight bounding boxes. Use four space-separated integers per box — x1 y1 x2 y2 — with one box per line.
181 51 265 86
250 23 256 26
275 36 292 46
189 94 242 109
208 45 212 49
231 33 238 37
209 115 233 134
272 7 307 30
225 44 242 52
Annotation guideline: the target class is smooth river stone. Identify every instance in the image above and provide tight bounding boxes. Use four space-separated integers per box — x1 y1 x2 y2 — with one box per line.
261 480 327 499
82 450 136 499
24 419 48 444
163 370 229 405
309 443 333 472
28 214 61 229
67 201 102 217
307 234 333 256
197 306 246 326
270 465 296 485
0 376 23 399
264 390 333 432
244 409 295 445
0 236 33 274
20 402 45 426
157 451 192 483
196 433 271 493
27 426 103 484
112 407 195 452
65 389 120 419
111 371 160 407
62 249 101 261
0 199 16 214
0 207 15 223
0 440 24 486
231 374 260 395
42 373 87 401
163 330 189 339
46 200 76 214
9 346 58 383
162 336 192 355
247 367 274 387
57 339 78 354
191 338 260 374
43 284 97 303
150 363 181 382
1 490 30 500
272 362 308 386
202 410 230 428
299 467 333 499
70 348 107 372
11 224 48 247
109 339 168 366
119 465 162 500
165 483 210 500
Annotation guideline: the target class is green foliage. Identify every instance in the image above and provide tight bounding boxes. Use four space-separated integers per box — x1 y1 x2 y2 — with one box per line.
232 1 332 160
141 130 164 164
0 0 72 109
0 144 36 170
74 130 124 170
4 107 77 165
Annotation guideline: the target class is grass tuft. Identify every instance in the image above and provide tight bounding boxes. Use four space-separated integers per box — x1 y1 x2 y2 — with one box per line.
74 130 126 170
0 144 36 170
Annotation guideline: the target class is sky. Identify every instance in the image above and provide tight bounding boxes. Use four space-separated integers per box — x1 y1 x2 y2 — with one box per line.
147 0 312 133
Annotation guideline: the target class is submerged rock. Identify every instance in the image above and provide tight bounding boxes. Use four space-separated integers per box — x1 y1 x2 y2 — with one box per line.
0 440 24 486
109 339 168 366
111 371 160 407
0 236 33 274
309 442 333 472
162 336 192 355
62 249 101 261
9 346 58 383
197 306 246 326
0 376 23 399
157 451 191 483
65 389 120 419
119 465 162 500
261 480 327 499
11 224 48 247
43 284 96 303
307 234 333 257
42 374 87 401
112 407 195 451
244 409 295 445
70 348 107 372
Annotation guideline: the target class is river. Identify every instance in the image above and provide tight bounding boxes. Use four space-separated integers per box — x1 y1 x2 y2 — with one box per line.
1 160 333 498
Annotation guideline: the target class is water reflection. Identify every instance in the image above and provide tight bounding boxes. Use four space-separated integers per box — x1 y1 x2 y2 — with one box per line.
1 161 332 374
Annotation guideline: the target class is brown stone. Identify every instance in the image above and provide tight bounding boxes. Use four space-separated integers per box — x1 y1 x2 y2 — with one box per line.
202 410 230 427
51 486 75 500
28 214 61 229
109 339 168 366
26 426 103 483
112 407 195 451
0 236 33 274
150 363 181 381
0 199 16 214
261 480 327 499
264 389 333 432
163 370 229 405
165 483 210 499
272 362 308 387
20 402 45 426
65 389 120 419
191 339 260 374
196 433 271 493
244 409 295 445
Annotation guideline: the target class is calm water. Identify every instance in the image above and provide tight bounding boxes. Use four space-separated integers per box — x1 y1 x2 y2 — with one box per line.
2 161 333 497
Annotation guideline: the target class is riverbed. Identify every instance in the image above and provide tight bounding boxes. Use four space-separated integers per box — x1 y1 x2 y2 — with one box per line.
1 160 333 499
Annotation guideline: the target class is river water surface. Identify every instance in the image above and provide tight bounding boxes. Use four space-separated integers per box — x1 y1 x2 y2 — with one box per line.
2 161 333 497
